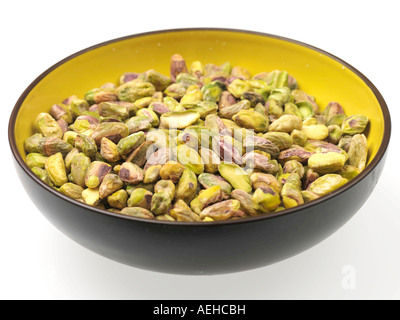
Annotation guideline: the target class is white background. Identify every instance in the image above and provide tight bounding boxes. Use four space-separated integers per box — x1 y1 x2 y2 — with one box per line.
1 0 399 300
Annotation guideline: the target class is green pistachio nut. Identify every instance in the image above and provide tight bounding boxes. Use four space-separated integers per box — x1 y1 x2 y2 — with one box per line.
70 153 91 187
107 189 128 209
281 177 304 209
25 133 43 154
69 99 90 118
250 172 282 193
308 152 347 174
277 146 314 165
197 186 224 211
98 102 129 121
143 165 162 184
243 135 280 158
151 191 172 215
50 104 73 124
31 167 53 186
218 162 252 193
296 101 315 120
268 114 302 133
252 187 281 212
262 132 293 151
341 115 369 135
159 111 201 130
283 160 305 178
307 174 348 196
70 114 99 132
241 92 265 108
59 182 84 200
117 81 156 102
347 134 368 170
228 79 251 98
100 137 121 163
266 99 283 121
232 110 268 133
26 153 48 169
99 173 124 199
126 141 155 167
159 161 186 183
301 190 320 203
198 173 232 198
164 83 187 99
118 162 144 185
327 114 347 127
180 85 203 106
284 102 302 119
169 199 201 222
116 131 145 160
243 152 280 175
322 101 345 123
120 207 155 220
268 87 291 106
189 61 204 78
139 69 171 91
127 188 153 210
337 165 361 181
45 152 68 187
302 168 320 189
75 134 97 160
85 161 112 188
327 125 343 144
219 99 251 120
91 122 130 146
201 81 223 103
338 135 353 153
82 187 100 206
199 199 241 221
175 168 198 204
126 115 152 134
231 189 260 216
199 148 220 173
36 113 63 138
156 214 176 222
136 108 160 127
301 124 329 140
175 144 204 174
176 73 201 88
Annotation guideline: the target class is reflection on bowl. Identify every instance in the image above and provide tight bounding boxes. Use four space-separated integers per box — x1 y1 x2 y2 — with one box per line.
8 29 391 274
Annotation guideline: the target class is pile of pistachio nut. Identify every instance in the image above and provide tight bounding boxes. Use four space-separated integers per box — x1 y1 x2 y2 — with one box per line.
24 54 369 222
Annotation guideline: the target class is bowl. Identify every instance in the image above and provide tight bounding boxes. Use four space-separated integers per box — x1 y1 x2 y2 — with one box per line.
8 28 391 275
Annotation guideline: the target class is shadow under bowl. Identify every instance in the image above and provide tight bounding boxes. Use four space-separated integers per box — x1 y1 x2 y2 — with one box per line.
8 28 391 275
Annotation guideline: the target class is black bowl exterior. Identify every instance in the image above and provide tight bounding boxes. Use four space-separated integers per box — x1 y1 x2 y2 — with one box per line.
12 148 388 275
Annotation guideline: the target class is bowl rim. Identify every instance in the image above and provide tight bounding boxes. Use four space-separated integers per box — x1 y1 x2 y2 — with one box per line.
8 27 391 227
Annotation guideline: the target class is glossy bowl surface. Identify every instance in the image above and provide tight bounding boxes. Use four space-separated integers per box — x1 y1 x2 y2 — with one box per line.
9 29 391 274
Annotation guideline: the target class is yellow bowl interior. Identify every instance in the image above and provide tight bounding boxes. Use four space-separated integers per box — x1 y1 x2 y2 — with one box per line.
14 29 384 163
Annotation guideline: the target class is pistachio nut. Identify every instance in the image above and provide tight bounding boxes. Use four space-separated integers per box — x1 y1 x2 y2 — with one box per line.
116 131 145 160
82 187 100 206
26 153 48 169
307 174 348 196
59 182 84 200
159 161 186 183
250 172 282 193
347 133 368 170
175 168 198 204
75 134 97 160
198 173 232 198
243 135 280 158
252 187 281 212
91 122 130 146
36 112 63 138
31 166 53 186
70 153 91 187
169 199 201 222
99 173 124 199
126 140 155 167
308 152 346 174
143 165 162 184
139 69 171 91
117 81 156 103
107 189 128 209
159 110 201 130
127 188 153 210
268 114 302 133
232 109 268 133
231 189 261 216
120 207 155 220
118 162 144 185
341 115 369 135
85 161 112 188
218 162 252 193
45 152 68 187
199 199 241 221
